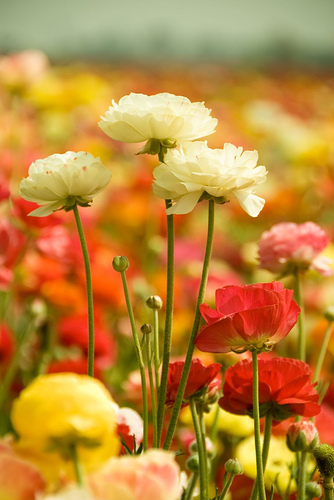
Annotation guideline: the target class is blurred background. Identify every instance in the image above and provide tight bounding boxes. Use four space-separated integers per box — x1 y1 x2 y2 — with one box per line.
1 0 334 64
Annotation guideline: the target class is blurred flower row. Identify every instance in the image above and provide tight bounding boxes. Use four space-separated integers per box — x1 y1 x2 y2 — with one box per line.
1 50 334 499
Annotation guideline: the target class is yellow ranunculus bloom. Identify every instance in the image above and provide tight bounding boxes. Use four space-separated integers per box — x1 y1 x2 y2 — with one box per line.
235 434 297 494
11 373 120 484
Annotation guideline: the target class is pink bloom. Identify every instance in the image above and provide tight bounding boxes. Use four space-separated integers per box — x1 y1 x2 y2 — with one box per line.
89 450 180 500
286 420 319 452
195 282 300 353
0 438 46 500
258 221 332 276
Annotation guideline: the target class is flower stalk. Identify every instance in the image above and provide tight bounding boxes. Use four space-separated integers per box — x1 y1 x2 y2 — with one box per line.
294 270 306 362
163 200 215 450
189 396 208 500
73 204 95 377
114 259 149 451
252 350 267 500
156 200 174 446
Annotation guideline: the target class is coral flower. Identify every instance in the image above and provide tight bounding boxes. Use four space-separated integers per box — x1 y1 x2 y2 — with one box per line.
166 358 221 407
219 357 320 422
89 449 181 500
195 282 300 354
258 221 332 276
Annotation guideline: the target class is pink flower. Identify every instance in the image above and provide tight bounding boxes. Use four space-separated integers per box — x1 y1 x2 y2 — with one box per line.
258 221 332 276
89 450 180 500
0 438 46 500
286 420 319 452
195 282 300 354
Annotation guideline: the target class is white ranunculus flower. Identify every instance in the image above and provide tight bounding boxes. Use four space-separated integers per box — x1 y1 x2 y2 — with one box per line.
152 141 267 217
20 151 111 217
98 93 217 150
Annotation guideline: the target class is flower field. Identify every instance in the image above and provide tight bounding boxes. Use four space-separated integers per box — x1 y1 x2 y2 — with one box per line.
1 50 334 499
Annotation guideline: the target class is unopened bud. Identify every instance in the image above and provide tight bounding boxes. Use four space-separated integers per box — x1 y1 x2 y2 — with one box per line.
186 454 199 473
189 438 216 459
140 323 153 335
224 458 244 475
305 482 322 499
146 295 163 310
286 421 319 452
313 444 334 477
112 256 129 272
323 306 334 323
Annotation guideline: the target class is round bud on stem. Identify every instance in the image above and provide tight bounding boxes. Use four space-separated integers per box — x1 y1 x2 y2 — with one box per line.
189 438 216 459
313 443 334 477
305 482 322 499
146 295 163 310
286 421 319 452
323 306 334 323
186 454 199 473
224 458 244 475
140 324 153 335
112 256 129 272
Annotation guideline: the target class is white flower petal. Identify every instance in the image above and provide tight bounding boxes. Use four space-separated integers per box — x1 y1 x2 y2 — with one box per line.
233 190 265 217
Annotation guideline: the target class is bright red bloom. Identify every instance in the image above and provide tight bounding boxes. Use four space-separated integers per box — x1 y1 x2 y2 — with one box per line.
166 358 221 407
195 282 300 353
219 357 320 422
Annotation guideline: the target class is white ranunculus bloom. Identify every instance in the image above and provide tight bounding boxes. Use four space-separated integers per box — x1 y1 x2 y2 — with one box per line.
98 93 217 145
152 142 267 217
20 152 111 217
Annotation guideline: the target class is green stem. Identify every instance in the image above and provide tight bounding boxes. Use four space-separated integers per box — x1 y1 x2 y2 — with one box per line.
298 451 307 500
144 332 158 448
153 308 160 395
189 397 208 500
250 411 273 500
120 270 149 450
184 473 199 500
156 200 174 446
72 205 94 377
198 403 209 495
294 270 306 362
219 473 235 500
210 404 220 443
252 350 267 500
313 320 333 383
163 200 215 450
70 444 84 487
323 476 334 500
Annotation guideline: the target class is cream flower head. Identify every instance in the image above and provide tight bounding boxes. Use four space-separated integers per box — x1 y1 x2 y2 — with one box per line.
98 93 217 155
152 141 267 217
20 151 111 217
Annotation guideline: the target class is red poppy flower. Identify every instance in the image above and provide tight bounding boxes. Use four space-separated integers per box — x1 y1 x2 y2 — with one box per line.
195 282 300 353
219 357 320 422
166 358 221 407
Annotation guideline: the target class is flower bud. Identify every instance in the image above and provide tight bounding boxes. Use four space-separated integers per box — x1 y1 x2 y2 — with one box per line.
112 256 129 272
224 458 244 475
323 306 334 323
313 444 334 477
140 324 153 335
305 482 322 499
146 295 163 310
189 438 216 459
186 454 199 473
286 421 319 452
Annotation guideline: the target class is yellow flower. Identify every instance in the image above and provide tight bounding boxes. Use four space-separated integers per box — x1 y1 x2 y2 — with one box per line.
235 435 296 494
11 373 120 480
19 151 111 217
